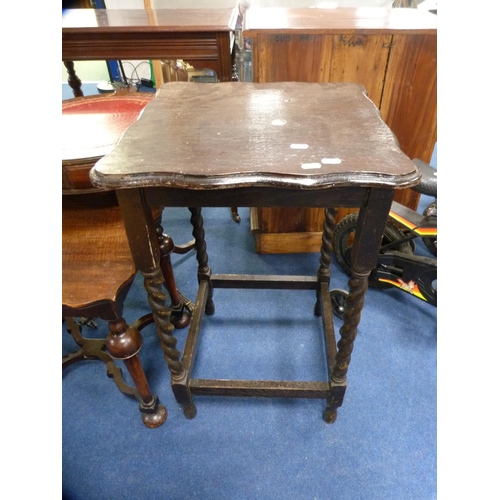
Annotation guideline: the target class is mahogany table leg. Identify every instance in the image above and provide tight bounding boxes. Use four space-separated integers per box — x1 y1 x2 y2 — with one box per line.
156 225 190 329
106 318 167 428
63 60 83 98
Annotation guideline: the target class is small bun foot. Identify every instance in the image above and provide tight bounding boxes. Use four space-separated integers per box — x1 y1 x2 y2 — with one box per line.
141 403 168 428
170 311 191 329
323 408 337 424
183 403 197 419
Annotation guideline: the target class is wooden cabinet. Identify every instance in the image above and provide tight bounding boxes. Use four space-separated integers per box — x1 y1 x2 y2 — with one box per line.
243 7 437 253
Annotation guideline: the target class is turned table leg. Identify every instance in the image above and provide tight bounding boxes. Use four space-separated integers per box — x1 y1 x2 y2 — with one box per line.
322 190 394 423
116 189 196 418
106 318 167 428
63 60 83 98
156 225 191 329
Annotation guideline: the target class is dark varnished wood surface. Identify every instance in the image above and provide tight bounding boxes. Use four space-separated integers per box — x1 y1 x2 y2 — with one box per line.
62 203 135 320
62 8 238 83
91 82 419 193
62 8 237 62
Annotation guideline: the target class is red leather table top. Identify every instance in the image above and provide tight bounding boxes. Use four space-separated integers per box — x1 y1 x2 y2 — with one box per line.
62 94 154 162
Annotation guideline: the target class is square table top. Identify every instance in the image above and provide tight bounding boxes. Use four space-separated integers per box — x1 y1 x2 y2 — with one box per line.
91 82 420 191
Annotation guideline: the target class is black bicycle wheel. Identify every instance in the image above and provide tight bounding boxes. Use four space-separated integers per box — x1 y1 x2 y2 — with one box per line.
422 236 437 256
332 212 414 289
422 202 437 256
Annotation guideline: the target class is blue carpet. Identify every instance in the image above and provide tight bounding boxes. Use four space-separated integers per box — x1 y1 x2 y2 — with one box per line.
62 177 437 498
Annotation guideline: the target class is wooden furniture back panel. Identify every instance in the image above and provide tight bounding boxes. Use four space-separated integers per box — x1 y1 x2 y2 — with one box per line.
258 206 325 233
244 8 437 251
327 34 391 108
254 34 333 83
380 33 437 162
379 33 437 211
254 33 391 107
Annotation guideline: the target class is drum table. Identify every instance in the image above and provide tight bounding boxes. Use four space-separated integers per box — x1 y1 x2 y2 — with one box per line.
62 92 154 194
90 82 420 423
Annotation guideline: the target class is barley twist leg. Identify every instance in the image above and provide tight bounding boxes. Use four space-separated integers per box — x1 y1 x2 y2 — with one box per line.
143 266 197 417
315 207 336 316
323 270 369 423
189 207 214 315
143 267 184 377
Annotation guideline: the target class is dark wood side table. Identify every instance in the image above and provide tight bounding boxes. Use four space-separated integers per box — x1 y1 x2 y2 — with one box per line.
90 82 420 423
62 8 238 97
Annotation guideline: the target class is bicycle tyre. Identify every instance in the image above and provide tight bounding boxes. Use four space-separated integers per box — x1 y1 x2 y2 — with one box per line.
332 212 414 289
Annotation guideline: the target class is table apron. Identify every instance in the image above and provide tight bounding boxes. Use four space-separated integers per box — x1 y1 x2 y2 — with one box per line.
62 32 224 62
143 185 374 208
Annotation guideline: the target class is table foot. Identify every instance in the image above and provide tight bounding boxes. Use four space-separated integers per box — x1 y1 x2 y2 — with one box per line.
170 309 191 329
183 403 197 419
172 377 197 419
140 396 168 428
323 407 338 424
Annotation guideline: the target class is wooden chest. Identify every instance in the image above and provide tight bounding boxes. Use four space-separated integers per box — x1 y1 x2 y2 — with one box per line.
242 7 437 253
